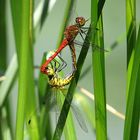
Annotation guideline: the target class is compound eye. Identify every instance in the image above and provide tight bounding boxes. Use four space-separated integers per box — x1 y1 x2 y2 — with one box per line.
75 17 79 23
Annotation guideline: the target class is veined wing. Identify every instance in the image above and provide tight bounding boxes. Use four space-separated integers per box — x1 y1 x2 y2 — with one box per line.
74 39 109 52
61 91 88 132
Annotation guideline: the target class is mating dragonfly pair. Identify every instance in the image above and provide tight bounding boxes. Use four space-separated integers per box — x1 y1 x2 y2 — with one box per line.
33 17 106 132
41 16 107 87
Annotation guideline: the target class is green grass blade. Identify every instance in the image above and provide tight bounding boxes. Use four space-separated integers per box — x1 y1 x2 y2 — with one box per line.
91 17 107 140
14 0 32 138
0 0 7 72
127 50 134 94
126 0 136 65
124 26 140 140
10 0 39 139
91 0 107 139
127 0 136 98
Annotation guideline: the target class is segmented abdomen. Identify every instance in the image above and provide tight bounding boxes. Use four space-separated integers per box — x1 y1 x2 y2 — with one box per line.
49 74 74 88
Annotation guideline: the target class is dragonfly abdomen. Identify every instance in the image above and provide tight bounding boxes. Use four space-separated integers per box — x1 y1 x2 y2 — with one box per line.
48 74 74 88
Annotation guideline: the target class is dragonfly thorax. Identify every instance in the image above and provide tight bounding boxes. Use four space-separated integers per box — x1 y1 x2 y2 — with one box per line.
64 25 79 42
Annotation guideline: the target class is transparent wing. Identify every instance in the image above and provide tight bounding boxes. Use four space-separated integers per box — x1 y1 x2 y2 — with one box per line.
74 39 109 52
61 92 88 132
70 102 88 132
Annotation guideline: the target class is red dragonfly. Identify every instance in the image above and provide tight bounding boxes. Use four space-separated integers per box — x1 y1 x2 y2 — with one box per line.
40 17 89 75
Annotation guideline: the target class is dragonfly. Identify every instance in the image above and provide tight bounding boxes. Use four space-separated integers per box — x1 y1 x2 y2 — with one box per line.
46 51 75 88
41 17 91 75
28 52 88 132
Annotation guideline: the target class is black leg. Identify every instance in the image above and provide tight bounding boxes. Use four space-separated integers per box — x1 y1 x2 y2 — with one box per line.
56 55 67 72
52 59 61 72
79 30 85 42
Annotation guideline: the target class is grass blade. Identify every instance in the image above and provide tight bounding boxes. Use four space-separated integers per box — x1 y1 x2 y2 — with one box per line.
126 0 136 65
91 3 107 140
93 20 107 138
10 0 40 139
38 53 52 140
127 0 136 98
0 0 7 72
124 26 140 140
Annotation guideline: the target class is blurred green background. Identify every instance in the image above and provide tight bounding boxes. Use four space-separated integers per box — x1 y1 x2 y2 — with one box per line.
4 0 140 139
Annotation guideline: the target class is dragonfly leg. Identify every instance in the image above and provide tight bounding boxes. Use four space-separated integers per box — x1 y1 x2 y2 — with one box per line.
81 27 89 29
81 26 99 31
54 61 59 72
53 54 67 73
57 55 67 72
52 59 61 72
81 28 88 34
79 31 86 42
79 28 92 43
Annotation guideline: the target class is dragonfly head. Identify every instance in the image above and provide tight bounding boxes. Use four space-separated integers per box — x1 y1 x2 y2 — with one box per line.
75 17 87 27
40 65 55 76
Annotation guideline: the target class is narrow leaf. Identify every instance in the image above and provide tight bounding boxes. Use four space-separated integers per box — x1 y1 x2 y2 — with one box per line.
124 26 140 140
